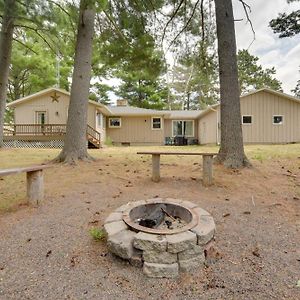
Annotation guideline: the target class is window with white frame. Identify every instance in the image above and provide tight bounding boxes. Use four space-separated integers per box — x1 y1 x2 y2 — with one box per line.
97 112 102 127
152 117 162 130
273 115 283 125
109 117 121 128
172 120 194 137
242 115 252 124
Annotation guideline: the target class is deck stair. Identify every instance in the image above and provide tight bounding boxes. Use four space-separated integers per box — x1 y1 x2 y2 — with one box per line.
86 125 101 149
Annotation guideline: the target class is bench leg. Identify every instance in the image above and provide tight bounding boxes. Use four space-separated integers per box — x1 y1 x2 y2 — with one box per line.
203 155 213 186
26 170 44 205
152 154 160 182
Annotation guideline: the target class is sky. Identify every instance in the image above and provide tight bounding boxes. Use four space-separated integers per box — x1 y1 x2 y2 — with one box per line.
233 0 300 93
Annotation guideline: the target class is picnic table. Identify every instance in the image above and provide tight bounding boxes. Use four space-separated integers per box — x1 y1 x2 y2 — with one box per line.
137 151 218 186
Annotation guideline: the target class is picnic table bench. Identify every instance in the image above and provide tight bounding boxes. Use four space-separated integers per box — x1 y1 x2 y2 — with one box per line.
137 152 218 186
0 165 52 205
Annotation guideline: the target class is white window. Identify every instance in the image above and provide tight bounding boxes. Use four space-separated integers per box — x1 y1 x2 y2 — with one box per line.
152 117 162 130
242 115 252 125
97 113 102 127
172 120 194 137
109 117 121 128
273 115 283 125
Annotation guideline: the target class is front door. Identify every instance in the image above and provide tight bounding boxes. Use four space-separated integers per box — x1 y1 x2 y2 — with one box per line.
36 111 46 125
35 111 46 134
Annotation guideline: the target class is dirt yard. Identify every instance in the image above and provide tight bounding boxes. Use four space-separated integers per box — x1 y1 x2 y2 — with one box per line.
0 145 299 299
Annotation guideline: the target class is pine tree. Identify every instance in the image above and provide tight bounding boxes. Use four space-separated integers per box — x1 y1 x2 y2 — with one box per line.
214 0 249 168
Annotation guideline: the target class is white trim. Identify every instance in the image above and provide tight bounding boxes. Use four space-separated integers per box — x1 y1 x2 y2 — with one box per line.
171 120 194 137
272 115 284 125
108 117 121 128
242 115 253 125
151 117 162 130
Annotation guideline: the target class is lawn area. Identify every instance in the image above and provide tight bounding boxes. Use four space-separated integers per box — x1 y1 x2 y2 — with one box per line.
0 144 299 299
0 144 300 212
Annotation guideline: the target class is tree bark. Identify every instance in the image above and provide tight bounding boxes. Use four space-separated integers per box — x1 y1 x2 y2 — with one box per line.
55 0 95 164
0 0 16 147
214 0 250 168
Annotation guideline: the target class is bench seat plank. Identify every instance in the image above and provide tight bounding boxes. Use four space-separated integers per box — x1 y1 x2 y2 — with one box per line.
137 152 217 186
137 152 218 156
0 165 51 177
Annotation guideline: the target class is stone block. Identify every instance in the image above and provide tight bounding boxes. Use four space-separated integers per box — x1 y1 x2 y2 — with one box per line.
192 207 211 217
179 254 205 272
104 212 123 224
107 229 136 259
178 244 203 260
114 203 133 213
129 252 143 268
164 198 183 204
166 231 197 253
104 221 127 237
143 262 179 278
190 215 215 245
143 250 177 264
133 232 167 251
181 200 198 209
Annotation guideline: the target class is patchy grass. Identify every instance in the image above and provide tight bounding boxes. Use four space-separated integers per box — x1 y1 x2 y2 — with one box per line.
89 227 106 241
0 144 299 213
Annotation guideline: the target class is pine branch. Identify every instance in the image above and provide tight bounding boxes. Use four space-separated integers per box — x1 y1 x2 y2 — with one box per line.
165 0 201 52
14 24 57 53
161 0 186 43
47 0 76 35
12 38 38 54
238 0 256 48
100 11 129 46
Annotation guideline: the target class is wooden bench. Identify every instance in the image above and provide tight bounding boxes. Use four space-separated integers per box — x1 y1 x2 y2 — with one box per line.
137 152 218 186
0 165 52 205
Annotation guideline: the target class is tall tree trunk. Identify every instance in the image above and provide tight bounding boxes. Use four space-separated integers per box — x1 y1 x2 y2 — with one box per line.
214 0 250 168
0 0 16 147
55 0 95 163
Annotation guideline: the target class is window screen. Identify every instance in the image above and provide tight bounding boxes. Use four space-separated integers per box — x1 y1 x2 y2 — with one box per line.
242 116 252 124
273 116 283 124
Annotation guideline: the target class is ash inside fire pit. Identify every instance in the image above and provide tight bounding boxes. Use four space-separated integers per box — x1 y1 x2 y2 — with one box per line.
124 202 196 234
135 204 187 230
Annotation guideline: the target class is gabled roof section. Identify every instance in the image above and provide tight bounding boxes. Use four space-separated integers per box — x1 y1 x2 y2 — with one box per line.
240 87 300 104
164 110 203 119
198 88 300 119
6 87 113 115
107 105 171 117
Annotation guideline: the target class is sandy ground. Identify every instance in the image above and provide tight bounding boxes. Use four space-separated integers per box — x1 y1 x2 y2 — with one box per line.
0 146 299 299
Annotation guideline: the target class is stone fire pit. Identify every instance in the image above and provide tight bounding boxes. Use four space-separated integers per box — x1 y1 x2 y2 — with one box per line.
104 198 215 278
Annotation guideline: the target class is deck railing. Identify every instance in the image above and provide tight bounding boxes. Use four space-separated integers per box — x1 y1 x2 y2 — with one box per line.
4 124 67 136
4 124 101 143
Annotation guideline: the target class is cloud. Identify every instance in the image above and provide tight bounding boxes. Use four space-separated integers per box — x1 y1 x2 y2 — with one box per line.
233 0 300 93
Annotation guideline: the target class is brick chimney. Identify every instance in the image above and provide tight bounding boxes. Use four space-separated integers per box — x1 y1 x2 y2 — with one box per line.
116 99 128 106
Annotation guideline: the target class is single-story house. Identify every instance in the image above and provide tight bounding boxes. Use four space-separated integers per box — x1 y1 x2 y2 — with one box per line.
4 87 300 148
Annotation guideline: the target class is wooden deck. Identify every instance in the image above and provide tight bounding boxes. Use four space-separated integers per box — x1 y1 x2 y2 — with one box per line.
3 124 101 148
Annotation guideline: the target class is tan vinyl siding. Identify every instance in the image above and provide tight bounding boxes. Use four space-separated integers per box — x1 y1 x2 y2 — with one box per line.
164 119 198 138
14 92 70 124
198 109 219 144
13 90 98 129
240 91 300 143
106 116 164 145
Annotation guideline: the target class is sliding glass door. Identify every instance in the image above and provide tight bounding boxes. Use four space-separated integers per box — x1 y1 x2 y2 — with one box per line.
172 120 194 137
